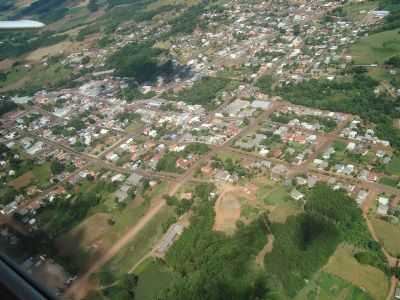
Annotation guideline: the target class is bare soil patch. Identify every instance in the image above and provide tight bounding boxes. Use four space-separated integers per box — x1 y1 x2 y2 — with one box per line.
213 191 241 234
0 59 14 71
8 171 33 190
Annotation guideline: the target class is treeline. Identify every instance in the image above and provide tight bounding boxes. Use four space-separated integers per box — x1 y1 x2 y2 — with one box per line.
160 183 271 300
265 183 388 297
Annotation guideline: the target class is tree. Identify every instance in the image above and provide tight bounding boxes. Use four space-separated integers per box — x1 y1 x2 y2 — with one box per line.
50 160 65 175
87 0 99 12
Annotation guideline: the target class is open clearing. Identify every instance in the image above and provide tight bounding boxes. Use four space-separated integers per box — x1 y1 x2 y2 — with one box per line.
26 41 82 61
324 244 389 300
350 29 400 64
269 203 302 223
213 191 241 234
371 216 400 257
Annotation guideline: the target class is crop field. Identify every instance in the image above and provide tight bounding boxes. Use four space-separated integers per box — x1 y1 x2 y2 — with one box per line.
371 216 400 257
296 272 373 300
323 244 389 300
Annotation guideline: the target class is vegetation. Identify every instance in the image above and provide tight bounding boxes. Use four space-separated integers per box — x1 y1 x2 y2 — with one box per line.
157 143 209 173
0 99 17 116
265 184 388 297
161 182 270 300
271 74 400 149
169 77 231 110
107 41 173 83
36 181 116 237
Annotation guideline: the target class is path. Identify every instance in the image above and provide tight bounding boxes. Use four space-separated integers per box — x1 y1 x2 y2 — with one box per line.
63 199 166 300
255 234 274 268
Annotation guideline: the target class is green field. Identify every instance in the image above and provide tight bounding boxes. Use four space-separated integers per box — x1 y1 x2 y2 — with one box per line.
343 0 378 21
379 176 399 187
350 28 400 64
296 272 373 300
371 216 400 257
101 206 174 278
386 156 400 176
134 258 177 300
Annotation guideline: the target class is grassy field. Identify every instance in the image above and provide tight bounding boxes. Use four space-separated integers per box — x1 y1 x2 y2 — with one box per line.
386 156 400 176
324 244 389 300
295 272 373 300
343 0 378 21
100 205 174 278
371 216 400 257
255 185 290 206
0 62 73 93
350 28 400 65
378 176 399 188
269 203 302 224
134 258 177 300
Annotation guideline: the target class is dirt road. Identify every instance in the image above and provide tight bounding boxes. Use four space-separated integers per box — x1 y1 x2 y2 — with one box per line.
63 199 166 300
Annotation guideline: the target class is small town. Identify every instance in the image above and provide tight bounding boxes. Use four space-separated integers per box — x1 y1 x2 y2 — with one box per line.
0 0 400 299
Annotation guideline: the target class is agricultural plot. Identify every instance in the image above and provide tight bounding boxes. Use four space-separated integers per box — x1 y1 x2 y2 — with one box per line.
371 216 400 257
323 245 389 300
295 272 373 300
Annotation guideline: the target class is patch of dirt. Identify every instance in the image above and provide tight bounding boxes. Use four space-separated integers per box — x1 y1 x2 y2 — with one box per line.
0 59 15 71
213 191 241 234
8 171 33 190
255 234 274 268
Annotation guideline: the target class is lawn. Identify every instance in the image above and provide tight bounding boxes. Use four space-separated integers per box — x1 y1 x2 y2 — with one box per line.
134 258 177 300
386 156 400 176
350 28 400 65
295 271 373 300
324 244 389 300
371 216 400 257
